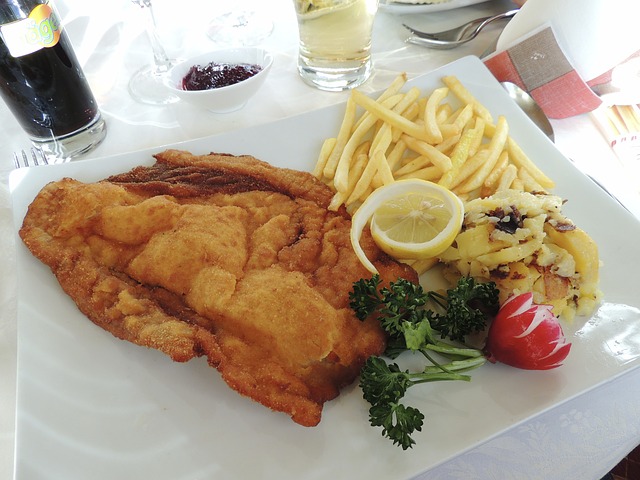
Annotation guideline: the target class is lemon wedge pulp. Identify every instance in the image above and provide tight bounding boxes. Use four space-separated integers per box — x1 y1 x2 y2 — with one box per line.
350 179 464 273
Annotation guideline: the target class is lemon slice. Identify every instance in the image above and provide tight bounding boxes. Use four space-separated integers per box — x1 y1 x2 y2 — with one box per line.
294 0 356 18
350 179 464 273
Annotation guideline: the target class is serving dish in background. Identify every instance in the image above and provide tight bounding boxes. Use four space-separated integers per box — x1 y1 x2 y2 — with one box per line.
380 0 495 15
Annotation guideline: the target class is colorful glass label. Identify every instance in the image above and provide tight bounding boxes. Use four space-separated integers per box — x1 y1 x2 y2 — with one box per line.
0 3 61 58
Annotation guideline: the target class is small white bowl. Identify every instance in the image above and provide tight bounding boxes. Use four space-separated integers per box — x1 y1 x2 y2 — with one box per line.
165 48 273 113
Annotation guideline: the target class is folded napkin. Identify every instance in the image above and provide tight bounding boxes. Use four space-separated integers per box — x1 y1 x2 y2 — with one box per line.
483 25 601 119
482 0 640 119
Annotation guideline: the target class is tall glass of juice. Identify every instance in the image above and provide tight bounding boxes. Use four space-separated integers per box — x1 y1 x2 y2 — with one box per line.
0 0 106 160
293 0 379 91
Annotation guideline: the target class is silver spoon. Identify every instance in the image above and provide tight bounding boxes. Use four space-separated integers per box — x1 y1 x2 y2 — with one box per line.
501 81 554 142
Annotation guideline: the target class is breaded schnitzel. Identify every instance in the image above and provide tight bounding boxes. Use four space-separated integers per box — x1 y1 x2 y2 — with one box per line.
19 149 418 427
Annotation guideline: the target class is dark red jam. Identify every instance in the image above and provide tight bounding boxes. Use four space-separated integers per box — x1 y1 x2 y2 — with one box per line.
181 62 263 91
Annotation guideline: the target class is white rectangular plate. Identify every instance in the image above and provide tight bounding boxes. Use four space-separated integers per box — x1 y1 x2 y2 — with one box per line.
10 56 640 480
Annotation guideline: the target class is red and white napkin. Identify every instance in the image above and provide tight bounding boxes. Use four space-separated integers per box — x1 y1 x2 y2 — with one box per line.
482 0 640 119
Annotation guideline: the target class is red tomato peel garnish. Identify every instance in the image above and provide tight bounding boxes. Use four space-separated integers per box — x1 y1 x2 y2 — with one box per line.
484 292 571 370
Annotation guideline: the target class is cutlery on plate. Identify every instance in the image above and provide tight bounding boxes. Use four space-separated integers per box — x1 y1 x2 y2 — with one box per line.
12 147 50 169
405 9 518 49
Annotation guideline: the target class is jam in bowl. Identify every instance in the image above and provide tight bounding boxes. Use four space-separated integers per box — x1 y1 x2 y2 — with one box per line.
166 48 273 113
182 62 263 91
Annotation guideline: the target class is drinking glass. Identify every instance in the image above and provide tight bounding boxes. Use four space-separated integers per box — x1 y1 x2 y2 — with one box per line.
128 0 178 105
292 0 379 91
0 0 106 160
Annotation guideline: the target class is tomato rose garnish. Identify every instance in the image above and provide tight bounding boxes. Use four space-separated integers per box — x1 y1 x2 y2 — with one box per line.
483 292 571 370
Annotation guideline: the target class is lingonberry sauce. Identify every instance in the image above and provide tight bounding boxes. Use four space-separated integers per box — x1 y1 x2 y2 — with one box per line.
181 62 262 91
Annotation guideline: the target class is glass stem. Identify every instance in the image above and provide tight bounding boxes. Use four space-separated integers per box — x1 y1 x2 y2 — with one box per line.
137 0 172 73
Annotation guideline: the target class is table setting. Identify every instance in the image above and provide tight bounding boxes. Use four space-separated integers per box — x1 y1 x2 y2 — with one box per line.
1 0 640 479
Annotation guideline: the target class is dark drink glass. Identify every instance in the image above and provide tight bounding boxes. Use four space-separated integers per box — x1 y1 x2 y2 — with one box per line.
0 0 106 160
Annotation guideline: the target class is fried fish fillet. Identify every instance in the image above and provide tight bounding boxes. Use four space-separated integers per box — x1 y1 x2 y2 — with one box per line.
20 149 418 427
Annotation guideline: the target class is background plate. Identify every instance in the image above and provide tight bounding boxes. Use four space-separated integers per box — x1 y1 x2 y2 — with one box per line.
380 0 495 15
10 56 640 480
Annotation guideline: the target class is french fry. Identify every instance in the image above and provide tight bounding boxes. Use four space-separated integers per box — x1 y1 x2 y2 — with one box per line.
323 97 357 179
401 134 452 172
388 87 422 142
375 72 408 103
518 166 544 192
435 133 462 154
313 137 337 179
395 87 422 113
511 177 524 191
347 150 386 205
387 139 407 171
353 140 372 158
467 119 485 157
393 102 421 142
400 101 421 122
443 105 461 124
396 165 441 182
375 153 395 186
328 148 369 211
438 118 484 189
417 97 427 120
400 153 421 166
437 103 454 124
351 89 432 142
496 164 518 191
370 122 393 157
483 149 509 188
439 123 461 140
357 185 374 204
456 157 499 194
442 75 493 123
455 116 509 194
451 103 475 132
501 134 555 189
450 149 488 190
423 86 448 143
352 72 408 131
333 95 403 192
371 124 394 188
394 155 431 177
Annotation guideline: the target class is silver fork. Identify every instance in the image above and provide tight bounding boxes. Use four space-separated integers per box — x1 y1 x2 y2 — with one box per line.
405 9 518 49
13 147 50 168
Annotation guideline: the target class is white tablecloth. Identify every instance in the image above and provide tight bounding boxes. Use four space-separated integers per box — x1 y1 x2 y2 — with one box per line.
1 0 639 478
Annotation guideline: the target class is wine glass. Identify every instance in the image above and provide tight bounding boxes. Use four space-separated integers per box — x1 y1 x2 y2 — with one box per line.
205 0 274 47
128 0 179 105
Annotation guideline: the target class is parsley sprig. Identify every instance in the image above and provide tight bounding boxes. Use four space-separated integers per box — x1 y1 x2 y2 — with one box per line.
350 275 499 449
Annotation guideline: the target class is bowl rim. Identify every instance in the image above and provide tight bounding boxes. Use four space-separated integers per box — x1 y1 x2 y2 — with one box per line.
165 47 274 95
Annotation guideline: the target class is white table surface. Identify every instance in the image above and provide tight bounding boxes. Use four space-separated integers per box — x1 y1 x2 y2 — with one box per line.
2 0 640 478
